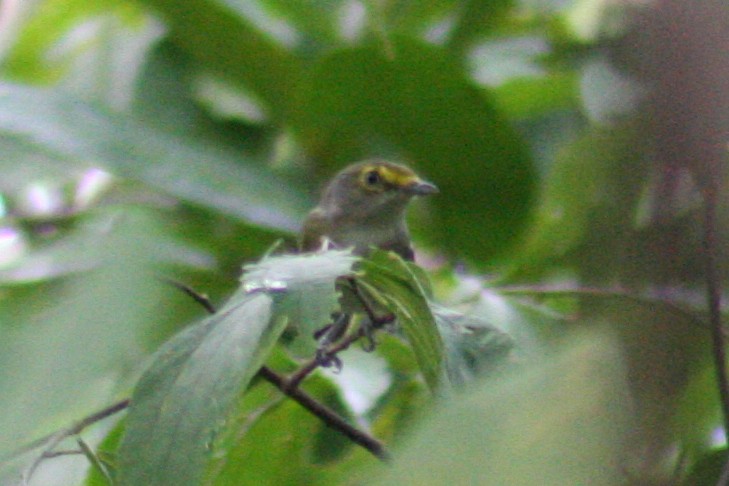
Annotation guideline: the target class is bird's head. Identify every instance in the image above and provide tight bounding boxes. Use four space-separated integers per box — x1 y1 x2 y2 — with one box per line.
319 160 438 223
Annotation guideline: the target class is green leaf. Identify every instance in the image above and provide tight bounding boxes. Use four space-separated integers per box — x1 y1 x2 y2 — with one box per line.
447 0 514 53
371 330 630 485
117 291 280 486
243 249 359 351
2 0 152 84
138 0 303 121
207 371 354 485
117 249 359 485
491 73 579 120
0 84 307 231
298 39 536 263
85 418 126 486
508 122 643 278
431 303 513 385
358 250 444 393
683 448 728 486
0 207 181 459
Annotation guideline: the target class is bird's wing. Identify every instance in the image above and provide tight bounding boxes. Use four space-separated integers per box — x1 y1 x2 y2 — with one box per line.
299 208 330 253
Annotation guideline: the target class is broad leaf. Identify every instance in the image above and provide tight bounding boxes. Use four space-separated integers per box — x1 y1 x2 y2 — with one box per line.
358 250 444 393
243 249 359 351
371 331 630 485
431 303 513 385
117 291 279 486
117 249 358 485
0 84 307 231
138 0 303 121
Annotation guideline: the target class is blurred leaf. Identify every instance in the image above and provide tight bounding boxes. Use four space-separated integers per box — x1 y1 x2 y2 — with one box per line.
2 0 152 85
260 0 343 45
372 329 630 485
117 291 279 486
492 73 579 120
0 133 89 192
683 448 727 486
298 39 536 263
447 0 513 52
358 250 444 393
369 337 428 442
0 84 308 231
582 294 711 478
138 0 303 121
0 207 181 459
0 208 211 285
431 303 513 385
579 57 644 124
508 122 643 279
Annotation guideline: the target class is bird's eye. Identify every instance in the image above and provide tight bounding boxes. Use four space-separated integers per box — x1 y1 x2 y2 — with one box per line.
365 170 381 186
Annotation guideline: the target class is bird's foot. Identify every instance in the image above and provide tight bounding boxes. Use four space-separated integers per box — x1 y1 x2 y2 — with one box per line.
315 348 343 372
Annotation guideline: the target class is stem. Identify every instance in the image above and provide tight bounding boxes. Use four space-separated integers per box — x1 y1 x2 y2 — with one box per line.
16 399 129 482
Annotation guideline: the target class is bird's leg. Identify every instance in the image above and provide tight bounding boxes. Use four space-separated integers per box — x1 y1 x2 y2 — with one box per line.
359 317 377 352
315 312 350 370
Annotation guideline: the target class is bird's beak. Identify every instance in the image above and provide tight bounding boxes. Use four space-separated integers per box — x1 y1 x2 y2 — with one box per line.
405 179 439 196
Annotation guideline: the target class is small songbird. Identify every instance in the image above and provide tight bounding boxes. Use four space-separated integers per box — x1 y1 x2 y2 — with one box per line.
300 160 438 261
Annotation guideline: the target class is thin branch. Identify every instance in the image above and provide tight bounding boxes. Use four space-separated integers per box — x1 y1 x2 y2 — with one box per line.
17 399 129 483
168 278 391 462
40 449 83 458
497 285 713 333
284 279 395 390
284 326 366 390
77 436 114 485
159 277 216 314
259 366 390 461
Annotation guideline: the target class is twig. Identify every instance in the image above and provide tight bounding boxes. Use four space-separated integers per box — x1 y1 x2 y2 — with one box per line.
18 399 129 483
169 278 391 462
284 327 365 390
77 436 114 485
497 285 717 333
40 449 83 458
159 277 216 314
285 279 395 389
259 367 389 460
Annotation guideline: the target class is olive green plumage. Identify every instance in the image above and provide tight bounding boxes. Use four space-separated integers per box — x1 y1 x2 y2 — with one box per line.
300 160 437 261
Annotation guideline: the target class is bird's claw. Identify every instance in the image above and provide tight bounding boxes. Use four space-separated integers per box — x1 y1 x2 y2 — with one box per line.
316 348 343 372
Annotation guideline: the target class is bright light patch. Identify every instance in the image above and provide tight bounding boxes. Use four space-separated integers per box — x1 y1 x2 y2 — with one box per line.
22 182 63 217
711 426 727 447
325 348 391 417
74 168 113 209
0 227 26 267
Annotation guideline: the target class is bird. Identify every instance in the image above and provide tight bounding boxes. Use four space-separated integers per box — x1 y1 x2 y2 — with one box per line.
300 160 438 261
298 160 437 366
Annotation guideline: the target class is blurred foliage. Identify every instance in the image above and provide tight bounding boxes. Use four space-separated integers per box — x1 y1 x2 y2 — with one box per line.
0 0 727 485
